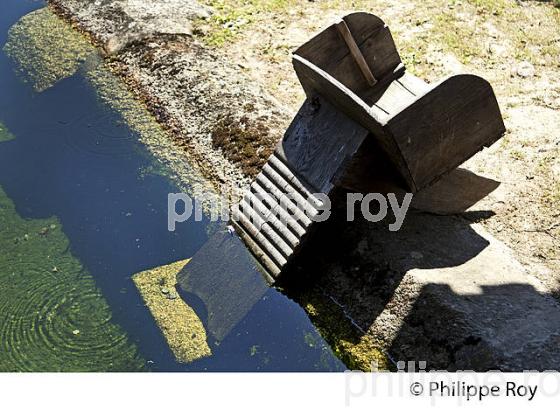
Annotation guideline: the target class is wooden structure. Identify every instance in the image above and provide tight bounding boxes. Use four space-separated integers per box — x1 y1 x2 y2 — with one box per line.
231 12 505 280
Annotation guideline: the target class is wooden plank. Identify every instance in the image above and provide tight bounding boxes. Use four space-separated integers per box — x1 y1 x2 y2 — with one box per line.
268 154 324 209
397 71 430 96
374 80 416 116
232 222 282 278
238 201 294 257
262 163 319 217
275 94 374 193
352 27 402 89
294 13 401 95
250 182 307 237
176 229 272 341
336 20 377 86
235 210 288 268
255 174 313 228
242 191 300 248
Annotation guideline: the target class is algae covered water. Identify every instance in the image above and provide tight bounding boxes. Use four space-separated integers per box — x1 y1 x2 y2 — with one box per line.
0 0 345 371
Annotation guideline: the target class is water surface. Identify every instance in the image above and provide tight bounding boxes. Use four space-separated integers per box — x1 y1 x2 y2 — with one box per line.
0 0 345 371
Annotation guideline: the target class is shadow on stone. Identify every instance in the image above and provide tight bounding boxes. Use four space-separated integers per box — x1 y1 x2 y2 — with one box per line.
388 283 560 371
280 205 493 333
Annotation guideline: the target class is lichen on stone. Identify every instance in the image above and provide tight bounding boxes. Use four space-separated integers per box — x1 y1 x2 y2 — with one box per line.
3 7 95 92
132 259 212 364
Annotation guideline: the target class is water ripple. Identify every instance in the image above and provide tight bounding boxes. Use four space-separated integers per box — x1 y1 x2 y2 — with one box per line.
0 186 144 371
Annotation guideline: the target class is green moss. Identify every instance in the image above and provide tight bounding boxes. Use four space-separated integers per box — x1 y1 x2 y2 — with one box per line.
0 186 144 371
211 114 273 177
0 122 15 143
133 260 212 364
290 289 390 371
85 60 220 214
3 8 95 92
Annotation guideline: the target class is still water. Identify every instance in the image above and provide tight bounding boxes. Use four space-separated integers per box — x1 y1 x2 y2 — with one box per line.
0 0 345 371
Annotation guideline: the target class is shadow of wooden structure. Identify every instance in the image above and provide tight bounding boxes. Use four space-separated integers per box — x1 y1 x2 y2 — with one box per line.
231 12 505 280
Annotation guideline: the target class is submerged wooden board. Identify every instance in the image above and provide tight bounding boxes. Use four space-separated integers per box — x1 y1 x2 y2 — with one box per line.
133 259 212 364
176 229 269 340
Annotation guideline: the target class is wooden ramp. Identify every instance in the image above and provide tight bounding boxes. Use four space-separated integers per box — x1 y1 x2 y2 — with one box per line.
232 95 372 279
231 153 322 278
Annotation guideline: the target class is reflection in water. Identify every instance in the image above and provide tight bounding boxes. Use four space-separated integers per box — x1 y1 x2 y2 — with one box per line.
85 57 219 205
3 8 94 92
0 186 144 371
177 229 268 342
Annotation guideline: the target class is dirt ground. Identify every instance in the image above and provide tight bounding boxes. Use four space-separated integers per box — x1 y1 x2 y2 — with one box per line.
194 0 560 293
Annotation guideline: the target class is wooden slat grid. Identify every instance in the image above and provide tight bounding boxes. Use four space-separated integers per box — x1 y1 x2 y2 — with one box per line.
232 152 324 278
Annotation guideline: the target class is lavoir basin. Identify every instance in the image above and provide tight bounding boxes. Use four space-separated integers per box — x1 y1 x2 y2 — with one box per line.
0 0 345 371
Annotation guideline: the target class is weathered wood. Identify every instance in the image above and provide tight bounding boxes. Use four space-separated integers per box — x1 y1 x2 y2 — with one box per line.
234 209 288 268
255 173 313 227
292 11 505 193
374 79 416 117
176 229 271 341
268 154 323 209
292 56 416 189
262 163 319 217
385 74 506 189
241 192 300 248
276 97 370 194
397 71 430 96
294 12 401 96
237 198 295 258
250 181 307 237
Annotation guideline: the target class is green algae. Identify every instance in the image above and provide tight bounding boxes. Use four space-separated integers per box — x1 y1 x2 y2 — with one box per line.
0 122 15 143
292 289 390 372
3 8 95 92
132 260 212 364
0 185 144 371
84 61 221 210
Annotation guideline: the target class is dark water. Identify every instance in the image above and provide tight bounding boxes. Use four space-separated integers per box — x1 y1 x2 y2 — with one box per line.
0 0 345 371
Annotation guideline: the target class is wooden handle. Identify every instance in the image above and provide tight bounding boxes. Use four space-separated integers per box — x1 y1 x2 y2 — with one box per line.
336 20 377 86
